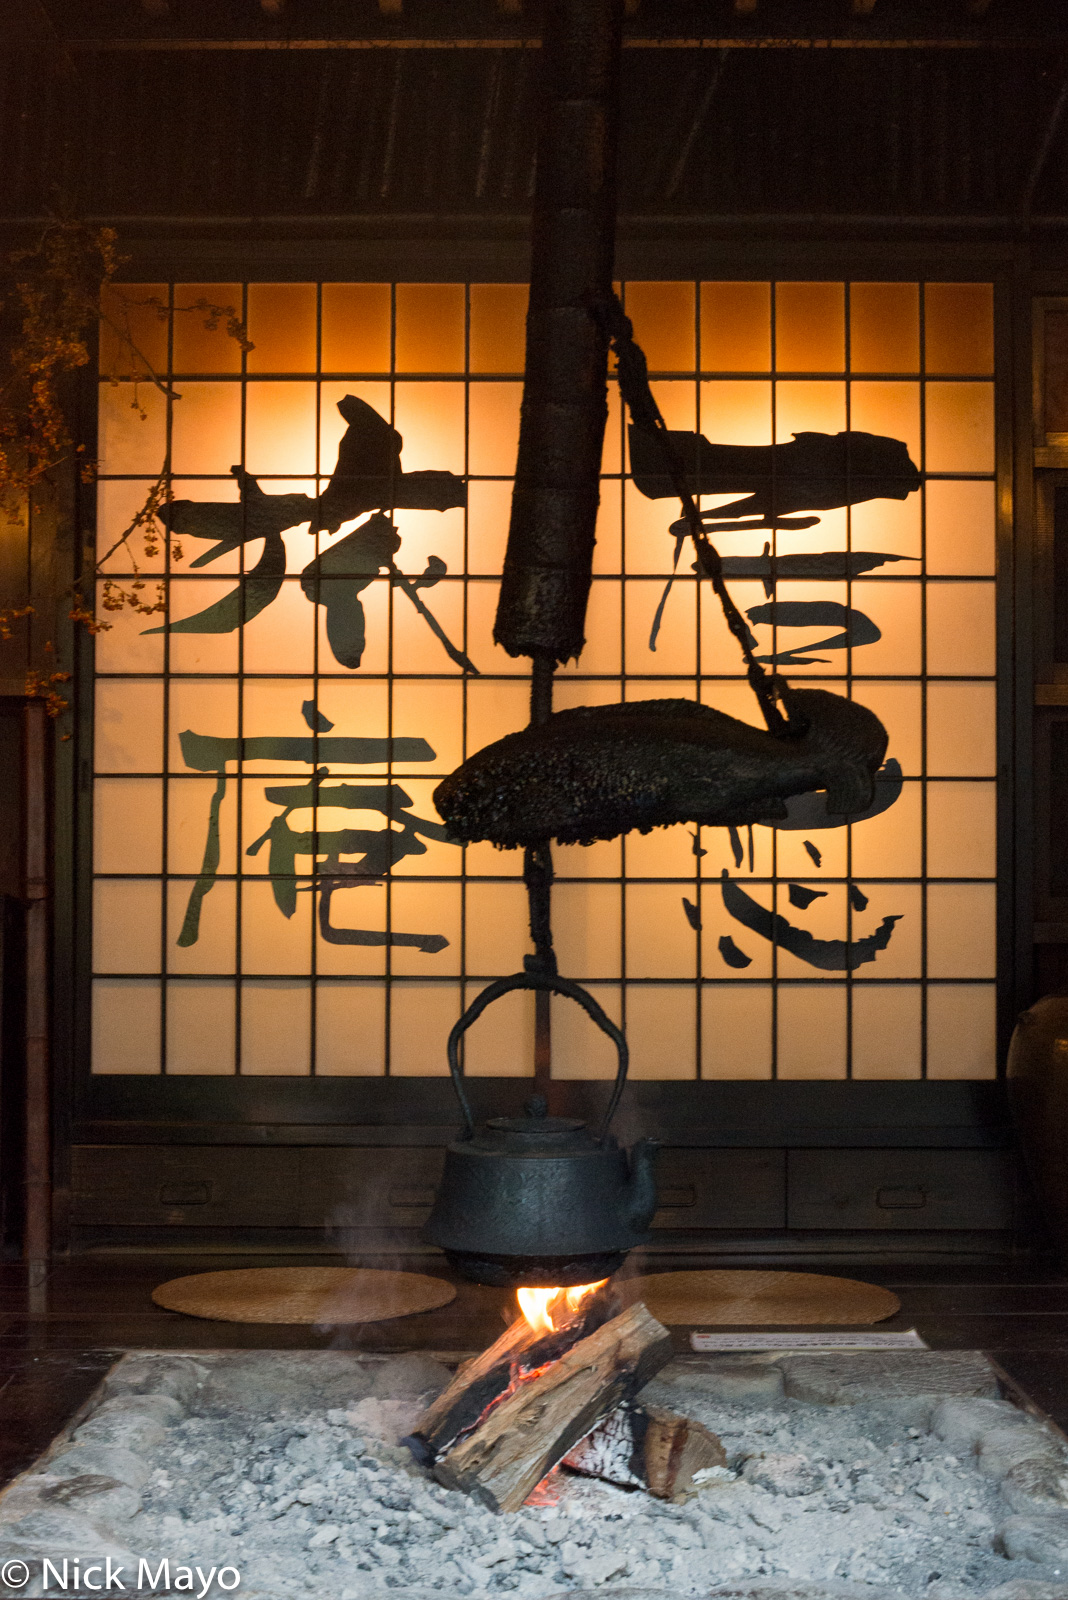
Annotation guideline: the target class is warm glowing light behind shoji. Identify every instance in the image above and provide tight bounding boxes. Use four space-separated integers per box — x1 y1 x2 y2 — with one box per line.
92 280 998 1081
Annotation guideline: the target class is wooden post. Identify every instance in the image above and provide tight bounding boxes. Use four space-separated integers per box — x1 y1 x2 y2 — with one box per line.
23 700 50 1286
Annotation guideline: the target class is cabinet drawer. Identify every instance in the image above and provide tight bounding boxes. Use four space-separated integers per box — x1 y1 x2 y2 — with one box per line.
71 1146 301 1227
295 1147 446 1228
787 1148 1015 1231
652 1148 785 1229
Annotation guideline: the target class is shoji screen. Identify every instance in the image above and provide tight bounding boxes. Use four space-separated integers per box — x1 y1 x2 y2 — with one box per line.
91 280 997 1081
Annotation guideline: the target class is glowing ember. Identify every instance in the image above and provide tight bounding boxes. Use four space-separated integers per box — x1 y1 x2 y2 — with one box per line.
516 1279 609 1336
523 1466 563 1508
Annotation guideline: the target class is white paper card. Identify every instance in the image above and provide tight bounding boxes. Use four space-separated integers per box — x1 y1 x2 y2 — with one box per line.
690 1329 928 1352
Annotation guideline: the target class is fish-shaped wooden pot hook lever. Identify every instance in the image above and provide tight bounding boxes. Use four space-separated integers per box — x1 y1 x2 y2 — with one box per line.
434 685 888 850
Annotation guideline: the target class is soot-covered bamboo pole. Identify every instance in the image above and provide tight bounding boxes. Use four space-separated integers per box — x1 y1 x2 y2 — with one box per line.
496 0 624 1090
494 0 624 668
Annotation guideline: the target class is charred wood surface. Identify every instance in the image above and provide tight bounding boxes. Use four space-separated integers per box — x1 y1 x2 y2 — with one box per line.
434 687 888 848
562 1401 646 1489
493 0 624 666
431 1301 674 1513
406 1315 537 1464
563 1400 727 1500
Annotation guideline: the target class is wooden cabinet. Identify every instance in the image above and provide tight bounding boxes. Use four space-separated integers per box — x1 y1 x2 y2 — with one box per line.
70 1140 1021 1249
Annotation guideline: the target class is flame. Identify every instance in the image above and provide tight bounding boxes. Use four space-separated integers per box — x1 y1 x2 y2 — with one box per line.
516 1279 608 1336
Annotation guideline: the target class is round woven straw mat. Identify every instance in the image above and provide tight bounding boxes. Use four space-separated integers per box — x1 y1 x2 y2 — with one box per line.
624 1270 900 1326
151 1267 457 1325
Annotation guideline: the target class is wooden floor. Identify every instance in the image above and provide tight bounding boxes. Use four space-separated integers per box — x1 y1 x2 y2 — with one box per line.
3 1253 1068 1490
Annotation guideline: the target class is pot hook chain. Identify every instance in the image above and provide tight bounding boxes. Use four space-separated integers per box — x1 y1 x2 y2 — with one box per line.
593 293 790 739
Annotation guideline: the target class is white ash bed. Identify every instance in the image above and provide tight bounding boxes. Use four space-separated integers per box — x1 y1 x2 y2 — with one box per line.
1 1349 1068 1600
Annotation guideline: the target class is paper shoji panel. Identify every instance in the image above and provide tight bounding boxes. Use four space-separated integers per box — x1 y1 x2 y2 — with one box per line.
91 280 999 1080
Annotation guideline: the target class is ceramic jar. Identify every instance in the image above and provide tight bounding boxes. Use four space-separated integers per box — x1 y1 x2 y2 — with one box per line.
1007 992 1068 1259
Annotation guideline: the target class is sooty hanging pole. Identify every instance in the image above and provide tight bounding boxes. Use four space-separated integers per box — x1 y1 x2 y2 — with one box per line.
494 0 625 1097
495 0 623 669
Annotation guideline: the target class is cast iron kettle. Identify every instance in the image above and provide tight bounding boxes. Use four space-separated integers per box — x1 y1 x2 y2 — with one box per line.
423 971 659 1286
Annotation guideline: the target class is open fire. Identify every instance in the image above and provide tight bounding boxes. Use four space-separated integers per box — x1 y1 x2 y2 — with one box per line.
405 1283 725 1513
515 1280 609 1337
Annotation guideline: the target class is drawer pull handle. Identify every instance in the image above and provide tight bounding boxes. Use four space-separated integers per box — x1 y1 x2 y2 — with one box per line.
158 1181 212 1206
876 1185 927 1210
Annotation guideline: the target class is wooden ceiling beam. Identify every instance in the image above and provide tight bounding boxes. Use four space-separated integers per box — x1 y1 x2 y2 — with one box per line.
18 0 1065 51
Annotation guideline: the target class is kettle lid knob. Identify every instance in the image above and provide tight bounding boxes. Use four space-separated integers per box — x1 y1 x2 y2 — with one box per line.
525 1093 549 1119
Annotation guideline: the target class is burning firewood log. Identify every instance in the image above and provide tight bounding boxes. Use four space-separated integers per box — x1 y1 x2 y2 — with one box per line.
407 1294 676 1514
430 1301 675 1512
405 1286 621 1465
563 1399 727 1501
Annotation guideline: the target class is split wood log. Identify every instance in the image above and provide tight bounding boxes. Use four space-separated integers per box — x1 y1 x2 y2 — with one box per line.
643 1404 727 1499
564 1400 727 1500
432 1300 674 1512
405 1316 538 1464
407 1295 620 1465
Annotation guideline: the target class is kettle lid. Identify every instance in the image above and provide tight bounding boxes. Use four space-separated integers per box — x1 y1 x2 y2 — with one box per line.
471 1094 598 1153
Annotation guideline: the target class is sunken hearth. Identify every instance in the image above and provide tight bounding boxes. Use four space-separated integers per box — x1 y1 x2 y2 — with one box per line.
3 1316 1068 1599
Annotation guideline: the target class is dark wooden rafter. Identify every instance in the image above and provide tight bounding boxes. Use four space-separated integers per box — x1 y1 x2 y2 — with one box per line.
14 0 1057 51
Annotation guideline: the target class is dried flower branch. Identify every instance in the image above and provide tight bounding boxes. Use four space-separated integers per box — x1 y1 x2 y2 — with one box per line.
0 605 35 642
24 667 73 718
0 218 122 517
0 217 251 707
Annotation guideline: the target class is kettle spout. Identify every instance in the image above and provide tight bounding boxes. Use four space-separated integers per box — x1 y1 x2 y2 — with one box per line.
624 1137 659 1234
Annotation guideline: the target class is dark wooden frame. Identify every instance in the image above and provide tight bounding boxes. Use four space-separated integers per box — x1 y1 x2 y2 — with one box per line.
1025 290 1068 1000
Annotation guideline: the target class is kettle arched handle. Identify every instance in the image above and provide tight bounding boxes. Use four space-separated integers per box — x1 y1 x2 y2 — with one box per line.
445 971 629 1144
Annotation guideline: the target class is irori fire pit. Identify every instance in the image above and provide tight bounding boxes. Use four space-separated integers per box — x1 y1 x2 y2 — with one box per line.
4 1346 1068 1599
